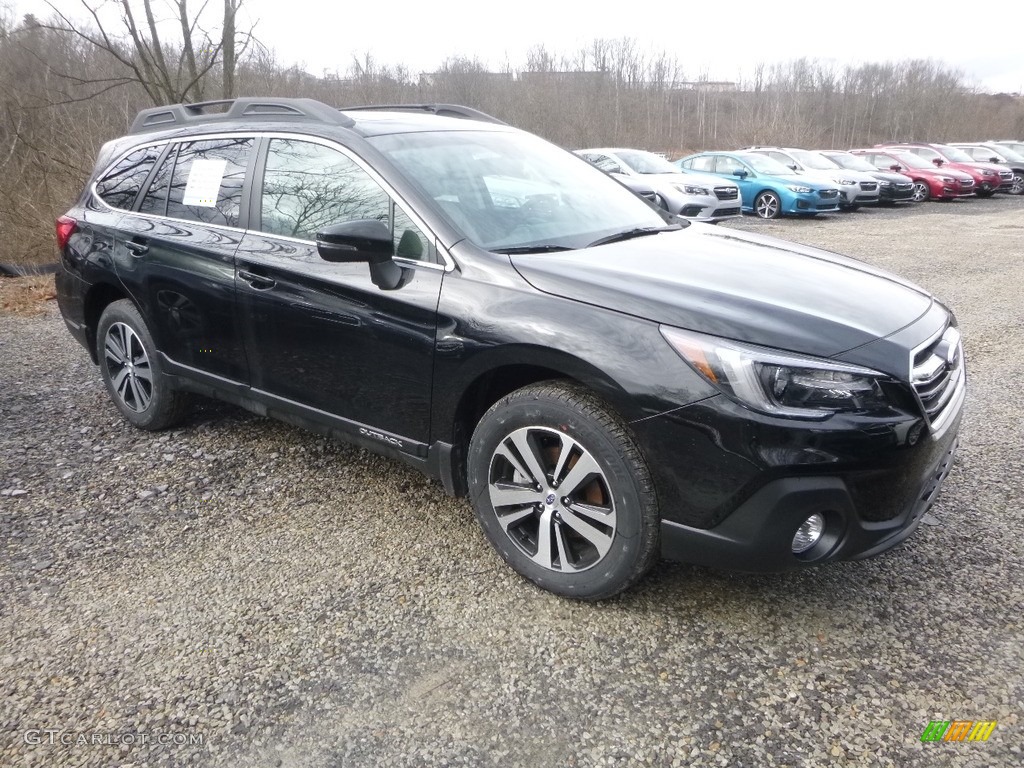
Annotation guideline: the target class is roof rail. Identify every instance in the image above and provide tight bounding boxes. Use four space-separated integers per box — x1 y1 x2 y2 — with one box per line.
340 103 506 125
129 97 355 134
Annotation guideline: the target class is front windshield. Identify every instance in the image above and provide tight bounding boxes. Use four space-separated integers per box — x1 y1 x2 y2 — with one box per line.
739 153 795 176
791 150 839 171
369 130 671 251
826 152 877 172
615 149 679 175
889 152 933 170
937 145 973 163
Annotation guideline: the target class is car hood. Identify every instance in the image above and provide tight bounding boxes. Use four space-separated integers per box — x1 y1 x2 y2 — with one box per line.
511 224 934 361
871 171 914 184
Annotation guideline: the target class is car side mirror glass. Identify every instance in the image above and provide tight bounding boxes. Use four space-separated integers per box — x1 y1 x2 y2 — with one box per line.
317 219 409 291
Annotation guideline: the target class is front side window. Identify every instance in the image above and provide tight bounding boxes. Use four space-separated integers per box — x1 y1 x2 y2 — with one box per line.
260 139 390 241
95 146 162 210
165 138 252 227
714 155 745 175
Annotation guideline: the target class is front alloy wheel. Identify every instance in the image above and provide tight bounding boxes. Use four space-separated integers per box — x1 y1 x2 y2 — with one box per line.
488 426 616 573
911 181 929 202
1010 171 1024 196
468 382 659 599
754 191 781 219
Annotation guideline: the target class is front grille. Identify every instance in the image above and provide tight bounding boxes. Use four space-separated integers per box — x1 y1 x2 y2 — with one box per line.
714 187 738 201
818 189 839 199
911 326 964 429
859 182 878 191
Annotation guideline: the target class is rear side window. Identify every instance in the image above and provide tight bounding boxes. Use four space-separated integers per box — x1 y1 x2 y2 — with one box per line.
138 144 177 216
95 146 162 210
165 138 253 227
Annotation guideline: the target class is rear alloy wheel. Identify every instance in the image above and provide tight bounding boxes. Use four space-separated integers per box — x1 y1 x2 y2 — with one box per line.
97 299 190 430
754 191 781 219
911 181 930 202
467 382 659 600
1011 171 1024 196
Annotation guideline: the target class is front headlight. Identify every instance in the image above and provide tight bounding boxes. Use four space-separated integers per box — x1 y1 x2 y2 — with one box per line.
787 185 813 193
879 181 892 188
674 184 710 196
660 326 892 417
940 176 955 183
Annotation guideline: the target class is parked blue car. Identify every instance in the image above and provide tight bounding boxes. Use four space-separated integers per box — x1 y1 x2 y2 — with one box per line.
676 152 841 219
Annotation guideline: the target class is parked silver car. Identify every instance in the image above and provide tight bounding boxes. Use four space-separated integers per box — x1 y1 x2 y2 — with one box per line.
575 148 742 222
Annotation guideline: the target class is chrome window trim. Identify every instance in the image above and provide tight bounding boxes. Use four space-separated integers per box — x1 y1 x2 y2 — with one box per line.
89 130 455 272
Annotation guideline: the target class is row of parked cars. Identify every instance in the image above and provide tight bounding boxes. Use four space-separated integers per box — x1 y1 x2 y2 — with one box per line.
576 141 1024 220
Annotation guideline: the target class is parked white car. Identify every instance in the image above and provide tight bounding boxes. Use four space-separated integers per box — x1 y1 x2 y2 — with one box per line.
745 147 881 209
574 148 742 222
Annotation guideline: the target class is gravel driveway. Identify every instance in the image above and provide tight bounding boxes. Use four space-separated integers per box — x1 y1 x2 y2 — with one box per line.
2 196 1022 767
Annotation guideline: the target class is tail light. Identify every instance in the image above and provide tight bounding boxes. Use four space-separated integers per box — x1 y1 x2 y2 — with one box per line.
56 216 77 250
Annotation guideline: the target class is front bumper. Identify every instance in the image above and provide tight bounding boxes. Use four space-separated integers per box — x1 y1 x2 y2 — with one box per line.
659 433 959 571
675 191 743 222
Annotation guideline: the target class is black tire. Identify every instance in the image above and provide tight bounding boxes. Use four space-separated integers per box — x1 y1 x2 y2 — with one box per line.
96 299 190 430
910 181 929 202
1010 171 1024 196
754 191 782 219
976 188 996 199
467 381 659 600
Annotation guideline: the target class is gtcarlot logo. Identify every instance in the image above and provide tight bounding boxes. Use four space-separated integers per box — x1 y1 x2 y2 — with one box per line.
23 729 204 746
920 720 997 742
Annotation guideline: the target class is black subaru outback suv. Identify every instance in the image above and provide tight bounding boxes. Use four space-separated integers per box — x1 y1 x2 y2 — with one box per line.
55 98 965 599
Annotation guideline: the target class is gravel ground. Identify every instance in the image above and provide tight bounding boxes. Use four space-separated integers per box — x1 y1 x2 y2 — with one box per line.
2 196 1022 767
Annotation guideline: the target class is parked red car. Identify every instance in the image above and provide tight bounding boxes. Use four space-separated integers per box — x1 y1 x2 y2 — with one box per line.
851 149 975 201
876 142 1010 196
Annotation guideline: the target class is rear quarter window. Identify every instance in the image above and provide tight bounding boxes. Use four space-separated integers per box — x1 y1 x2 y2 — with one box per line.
95 146 163 210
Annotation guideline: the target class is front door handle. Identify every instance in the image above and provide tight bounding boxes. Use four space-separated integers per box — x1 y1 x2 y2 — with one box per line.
125 239 149 257
238 269 276 290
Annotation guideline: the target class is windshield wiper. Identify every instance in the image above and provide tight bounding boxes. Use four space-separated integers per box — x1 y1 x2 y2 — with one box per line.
492 244 575 254
586 225 680 248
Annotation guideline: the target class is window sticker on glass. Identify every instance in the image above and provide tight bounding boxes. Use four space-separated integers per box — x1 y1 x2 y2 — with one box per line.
182 159 227 207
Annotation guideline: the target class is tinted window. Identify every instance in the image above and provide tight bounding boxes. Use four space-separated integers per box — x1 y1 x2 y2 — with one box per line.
138 144 177 216
260 139 389 241
166 138 252 227
95 146 162 210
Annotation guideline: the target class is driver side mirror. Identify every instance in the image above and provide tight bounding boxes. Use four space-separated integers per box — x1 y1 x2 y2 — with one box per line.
317 219 410 291
990 156 1001 163
789 164 799 172
932 158 943 166
890 164 903 172
732 168 749 179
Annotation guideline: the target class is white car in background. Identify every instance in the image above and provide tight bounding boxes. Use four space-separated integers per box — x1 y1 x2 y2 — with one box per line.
574 148 742 222
745 147 881 209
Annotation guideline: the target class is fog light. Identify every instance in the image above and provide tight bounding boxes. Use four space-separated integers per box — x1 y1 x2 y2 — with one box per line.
792 513 825 553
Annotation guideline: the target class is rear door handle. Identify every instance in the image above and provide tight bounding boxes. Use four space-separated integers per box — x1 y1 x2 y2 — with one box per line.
125 239 149 257
238 269 277 290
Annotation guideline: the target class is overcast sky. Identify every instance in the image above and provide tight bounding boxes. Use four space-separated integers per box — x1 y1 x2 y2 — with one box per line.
11 0 1024 93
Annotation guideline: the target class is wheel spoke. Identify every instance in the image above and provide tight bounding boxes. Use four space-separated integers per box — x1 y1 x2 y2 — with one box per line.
130 375 151 410
560 507 613 558
496 505 535 532
104 335 126 365
557 450 601 497
112 367 131 397
530 509 554 569
550 434 576 487
133 361 153 385
553 522 577 572
489 482 545 509
508 430 548 488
